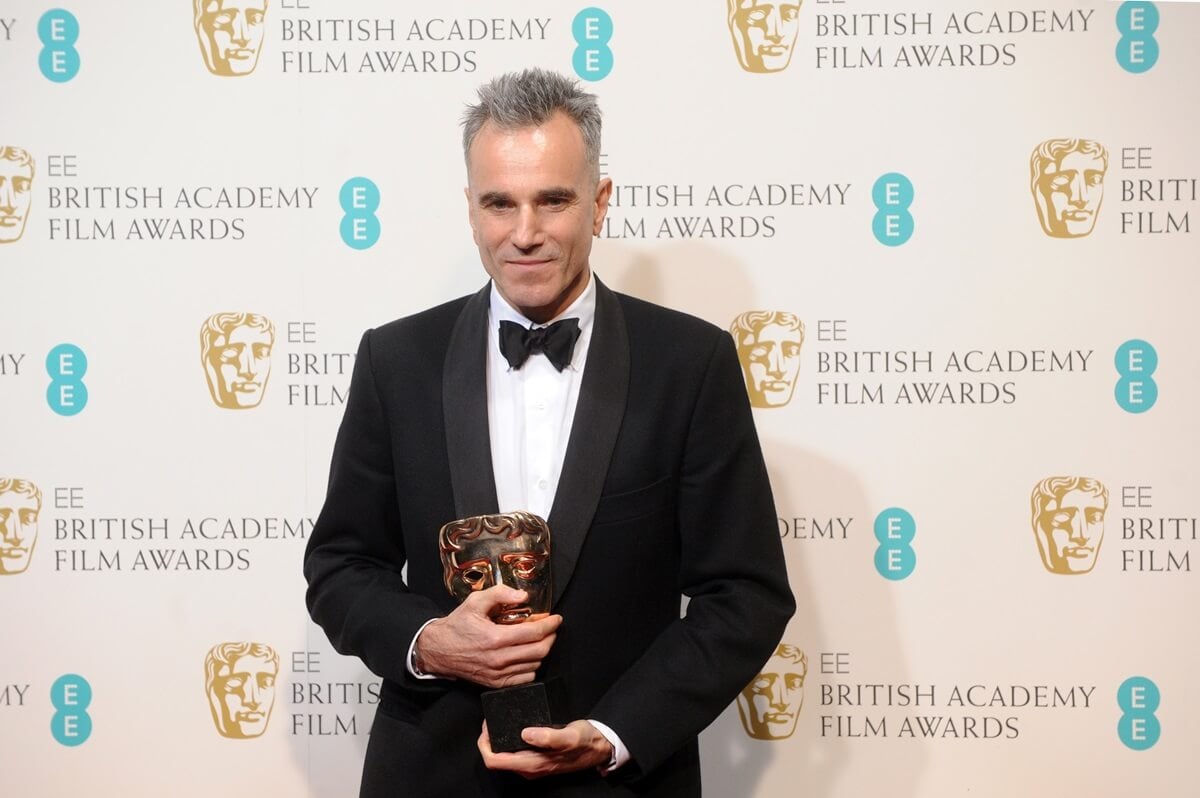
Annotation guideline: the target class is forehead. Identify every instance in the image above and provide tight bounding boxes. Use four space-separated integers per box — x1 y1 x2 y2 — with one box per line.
0 491 39 511
202 0 266 12
226 324 272 344
754 322 802 342
453 527 548 551
466 113 589 188
1049 151 1104 172
1054 488 1106 509
0 159 32 178
227 654 274 673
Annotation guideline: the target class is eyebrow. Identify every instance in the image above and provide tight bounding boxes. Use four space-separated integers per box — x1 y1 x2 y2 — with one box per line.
477 188 579 205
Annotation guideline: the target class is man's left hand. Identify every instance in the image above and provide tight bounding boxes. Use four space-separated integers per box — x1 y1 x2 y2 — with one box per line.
478 719 614 779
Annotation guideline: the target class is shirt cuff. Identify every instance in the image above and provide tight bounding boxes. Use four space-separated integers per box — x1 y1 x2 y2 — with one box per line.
587 720 631 773
406 618 441 680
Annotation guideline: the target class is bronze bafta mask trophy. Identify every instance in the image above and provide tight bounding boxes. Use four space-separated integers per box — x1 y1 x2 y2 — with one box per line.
439 511 564 752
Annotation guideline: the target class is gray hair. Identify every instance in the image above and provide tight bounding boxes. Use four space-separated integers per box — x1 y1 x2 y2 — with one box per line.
462 68 602 181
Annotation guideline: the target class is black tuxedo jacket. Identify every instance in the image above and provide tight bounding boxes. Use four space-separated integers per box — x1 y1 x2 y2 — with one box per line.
304 279 794 797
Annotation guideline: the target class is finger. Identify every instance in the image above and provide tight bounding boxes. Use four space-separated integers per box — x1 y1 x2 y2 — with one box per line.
490 635 557 669
520 725 575 752
464 584 529 609
494 614 562 645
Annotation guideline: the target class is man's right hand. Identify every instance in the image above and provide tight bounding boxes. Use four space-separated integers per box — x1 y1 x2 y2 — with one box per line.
416 585 562 688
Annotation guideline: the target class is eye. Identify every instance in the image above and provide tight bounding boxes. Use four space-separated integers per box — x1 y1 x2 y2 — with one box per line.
223 676 245 691
253 344 271 359
510 557 540 580
247 11 264 25
749 344 770 361
19 510 37 525
258 674 275 688
783 343 801 358
462 566 488 588
747 10 768 24
1086 509 1105 524
1086 172 1104 187
212 12 234 27
1049 175 1070 189
219 346 240 362
13 178 31 193
785 674 804 690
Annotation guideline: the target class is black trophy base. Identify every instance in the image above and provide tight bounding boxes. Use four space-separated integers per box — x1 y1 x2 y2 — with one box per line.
481 678 567 753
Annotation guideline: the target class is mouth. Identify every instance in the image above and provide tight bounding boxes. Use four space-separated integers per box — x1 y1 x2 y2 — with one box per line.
764 713 794 724
506 258 554 268
226 49 256 61
232 382 261 392
1062 210 1093 221
235 711 265 722
0 216 21 226
761 381 790 392
1064 547 1094 558
0 547 28 558
492 605 532 624
758 45 788 56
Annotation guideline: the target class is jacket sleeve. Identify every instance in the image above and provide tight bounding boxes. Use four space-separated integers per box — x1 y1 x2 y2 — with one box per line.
303 329 446 688
589 332 796 777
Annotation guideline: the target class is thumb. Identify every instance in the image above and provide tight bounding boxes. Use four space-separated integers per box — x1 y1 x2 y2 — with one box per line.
466 583 528 609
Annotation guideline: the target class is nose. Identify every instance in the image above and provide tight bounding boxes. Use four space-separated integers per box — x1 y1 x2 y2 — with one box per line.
490 558 507 589
237 348 255 378
0 181 14 213
766 347 784 378
511 205 542 251
765 10 782 40
1067 173 1086 207
0 520 18 544
231 13 249 45
1069 513 1090 544
244 679 261 709
768 680 787 711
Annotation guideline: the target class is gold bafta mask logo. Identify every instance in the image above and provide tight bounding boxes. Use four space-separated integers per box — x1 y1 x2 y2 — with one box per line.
439 512 552 625
731 311 805 408
1030 476 1108 575
201 312 275 409
0 479 41 576
738 643 807 740
728 0 803 73
194 0 268 76
1030 138 1109 238
0 147 34 244
205 642 279 738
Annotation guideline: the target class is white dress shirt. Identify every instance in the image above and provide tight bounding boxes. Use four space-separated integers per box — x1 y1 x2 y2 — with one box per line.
408 271 630 772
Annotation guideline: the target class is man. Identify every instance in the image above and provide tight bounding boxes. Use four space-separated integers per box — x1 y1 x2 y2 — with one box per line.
304 69 793 796
1029 138 1108 238
193 0 268 77
736 643 806 740
729 311 805 408
0 147 34 244
728 1 803 73
1030 476 1108 575
200 312 275 409
0 478 41 576
204 641 280 738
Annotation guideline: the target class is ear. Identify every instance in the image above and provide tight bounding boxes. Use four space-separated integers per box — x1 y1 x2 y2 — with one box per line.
591 177 613 236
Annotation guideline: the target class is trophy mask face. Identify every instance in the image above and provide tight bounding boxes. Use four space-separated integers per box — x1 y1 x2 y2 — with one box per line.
440 513 552 624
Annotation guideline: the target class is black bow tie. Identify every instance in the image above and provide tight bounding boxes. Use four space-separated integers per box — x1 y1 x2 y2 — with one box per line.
498 318 581 372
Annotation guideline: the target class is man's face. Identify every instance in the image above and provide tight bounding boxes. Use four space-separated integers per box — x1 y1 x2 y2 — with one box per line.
737 652 805 739
731 1 802 73
466 111 612 324
0 158 33 244
211 654 277 738
0 490 39 575
197 0 267 76
738 322 802 407
206 324 272 408
444 525 551 624
1035 150 1106 238
1035 488 1106 574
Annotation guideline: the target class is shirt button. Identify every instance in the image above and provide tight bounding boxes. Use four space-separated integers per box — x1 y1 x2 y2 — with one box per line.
534 401 546 411
537 479 548 490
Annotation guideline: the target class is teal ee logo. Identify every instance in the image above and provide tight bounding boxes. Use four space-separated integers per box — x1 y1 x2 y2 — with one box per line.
1117 2 1159 74
46 343 88 416
339 177 380 250
51 674 92 746
1115 339 1157 413
1117 676 1160 750
872 173 914 246
38 9 80 83
573 8 613 81
874 507 916 580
